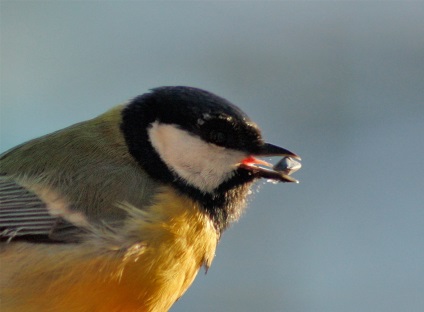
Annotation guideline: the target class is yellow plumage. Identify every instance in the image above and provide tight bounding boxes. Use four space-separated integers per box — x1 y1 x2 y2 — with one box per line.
0 187 218 312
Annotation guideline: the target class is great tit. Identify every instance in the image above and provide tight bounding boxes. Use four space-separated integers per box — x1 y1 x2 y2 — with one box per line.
0 86 300 312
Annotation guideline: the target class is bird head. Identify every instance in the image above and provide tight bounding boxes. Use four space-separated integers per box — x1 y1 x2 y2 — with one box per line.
121 86 300 231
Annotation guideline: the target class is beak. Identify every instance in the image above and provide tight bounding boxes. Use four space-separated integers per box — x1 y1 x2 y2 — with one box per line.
239 142 301 183
257 142 301 160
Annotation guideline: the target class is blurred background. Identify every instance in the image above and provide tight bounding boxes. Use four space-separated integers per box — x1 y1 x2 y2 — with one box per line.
1 2 423 311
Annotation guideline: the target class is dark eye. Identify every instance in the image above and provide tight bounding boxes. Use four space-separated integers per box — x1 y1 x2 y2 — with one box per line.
209 130 227 145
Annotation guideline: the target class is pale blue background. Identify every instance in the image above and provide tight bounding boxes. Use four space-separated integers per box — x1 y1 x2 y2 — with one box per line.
1 2 424 311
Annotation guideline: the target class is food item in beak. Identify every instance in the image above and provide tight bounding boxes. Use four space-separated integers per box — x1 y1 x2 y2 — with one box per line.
273 156 302 175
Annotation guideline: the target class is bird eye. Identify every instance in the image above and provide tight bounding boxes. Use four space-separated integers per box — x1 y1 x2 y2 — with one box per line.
209 130 227 145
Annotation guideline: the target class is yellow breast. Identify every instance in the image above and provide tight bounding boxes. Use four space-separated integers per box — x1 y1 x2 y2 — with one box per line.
0 187 218 312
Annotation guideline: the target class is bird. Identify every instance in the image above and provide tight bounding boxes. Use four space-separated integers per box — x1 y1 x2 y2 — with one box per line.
0 86 300 312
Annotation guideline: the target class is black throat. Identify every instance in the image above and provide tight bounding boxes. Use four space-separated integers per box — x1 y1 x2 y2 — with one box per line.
120 91 257 232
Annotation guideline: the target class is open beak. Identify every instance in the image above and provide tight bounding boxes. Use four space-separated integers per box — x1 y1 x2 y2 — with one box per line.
239 143 301 183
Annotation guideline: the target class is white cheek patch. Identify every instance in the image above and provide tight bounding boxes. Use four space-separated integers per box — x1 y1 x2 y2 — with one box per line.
148 121 246 193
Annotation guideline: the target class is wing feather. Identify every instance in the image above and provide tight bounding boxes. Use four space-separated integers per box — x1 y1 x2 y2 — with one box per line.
0 176 83 243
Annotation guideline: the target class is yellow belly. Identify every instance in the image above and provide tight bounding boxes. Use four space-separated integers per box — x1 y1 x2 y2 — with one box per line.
0 187 218 312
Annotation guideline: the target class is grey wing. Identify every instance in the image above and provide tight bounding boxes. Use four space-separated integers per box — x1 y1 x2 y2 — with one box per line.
0 176 84 243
